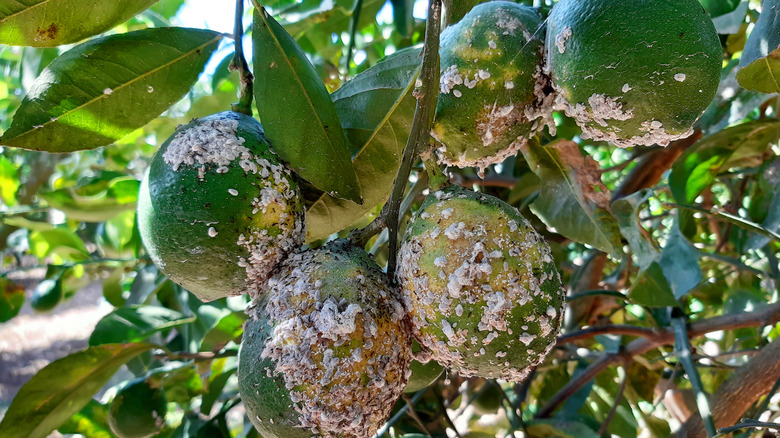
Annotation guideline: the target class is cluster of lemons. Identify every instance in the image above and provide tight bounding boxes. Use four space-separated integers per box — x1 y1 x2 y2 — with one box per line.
126 0 721 436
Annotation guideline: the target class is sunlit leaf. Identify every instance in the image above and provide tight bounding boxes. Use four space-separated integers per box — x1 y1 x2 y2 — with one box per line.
40 176 139 222
253 6 361 202
1 28 222 152
58 399 112 438
0 0 159 47
28 227 89 261
307 47 421 241
736 0 780 93
0 343 155 438
628 262 678 307
0 155 19 205
0 277 26 322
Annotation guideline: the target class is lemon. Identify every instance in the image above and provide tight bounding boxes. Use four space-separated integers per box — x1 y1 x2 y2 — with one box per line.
547 0 721 147
108 379 167 438
432 1 553 173
396 185 564 382
137 111 305 302
238 239 412 438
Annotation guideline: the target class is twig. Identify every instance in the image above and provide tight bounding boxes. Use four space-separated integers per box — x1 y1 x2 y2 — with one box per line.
557 325 662 345
155 350 238 362
435 390 461 438
664 202 780 243
714 420 780 437
0 257 142 276
343 0 365 77
373 389 427 437
536 301 780 418
598 362 628 436
384 0 442 282
403 394 432 436
230 0 253 115
673 316 716 437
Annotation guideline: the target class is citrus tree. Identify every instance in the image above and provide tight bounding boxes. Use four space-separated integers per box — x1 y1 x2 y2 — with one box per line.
0 0 779 437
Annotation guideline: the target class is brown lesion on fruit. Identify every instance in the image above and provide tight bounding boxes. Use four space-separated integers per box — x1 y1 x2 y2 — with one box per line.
35 23 58 41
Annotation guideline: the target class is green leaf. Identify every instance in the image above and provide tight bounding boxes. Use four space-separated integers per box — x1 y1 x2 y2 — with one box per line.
0 0 159 47
747 159 780 249
40 176 139 222
736 0 780 93
628 262 678 307
521 139 622 256
391 0 415 37
0 155 19 205
252 7 361 203
525 419 600 438
670 120 780 204
200 311 246 352
699 0 741 17
57 399 112 438
611 189 659 269
306 47 421 241
200 364 237 415
1 27 222 152
28 227 89 261
711 1 749 34
89 306 196 346
658 218 701 298
0 277 26 323
0 343 155 438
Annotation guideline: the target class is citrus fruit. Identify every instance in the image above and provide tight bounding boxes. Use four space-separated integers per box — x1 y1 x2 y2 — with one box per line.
137 111 305 302
30 277 62 312
432 1 553 173
238 239 412 438
108 379 167 438
404 340 445 393
469 381 503 414
396 185 565 382
546 0 721 147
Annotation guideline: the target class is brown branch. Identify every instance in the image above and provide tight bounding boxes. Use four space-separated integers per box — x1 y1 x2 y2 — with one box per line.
557 325 663 345
675 336 780 438
611 129 702 202
537 301 780 418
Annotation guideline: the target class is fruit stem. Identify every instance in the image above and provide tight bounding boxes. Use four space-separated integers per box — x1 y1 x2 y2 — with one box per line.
383 0 442 282
342 0 365 78
230 0 254 115
420 146 449 191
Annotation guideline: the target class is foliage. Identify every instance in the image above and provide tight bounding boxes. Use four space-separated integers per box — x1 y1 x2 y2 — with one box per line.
0 0 779 437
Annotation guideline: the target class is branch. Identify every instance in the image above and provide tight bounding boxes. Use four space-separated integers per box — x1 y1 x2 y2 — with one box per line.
230 0 253 115
537 301 780 418
557 325 662 345
675 336 780 438
384 0 442 281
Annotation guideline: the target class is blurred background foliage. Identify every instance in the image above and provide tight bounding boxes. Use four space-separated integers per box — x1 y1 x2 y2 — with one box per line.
0 0 779 437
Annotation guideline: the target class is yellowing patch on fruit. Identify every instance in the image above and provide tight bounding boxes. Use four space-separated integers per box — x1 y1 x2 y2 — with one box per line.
137 111 305 302
238 240 412 438
432 1 553 174
397 186 564 382
546 0 721 147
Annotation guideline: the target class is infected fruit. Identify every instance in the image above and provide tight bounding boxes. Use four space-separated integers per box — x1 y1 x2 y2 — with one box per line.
137 111 305 302
108 379 167 438
546 0 721 147
396 185 565 382
433 1 553 173
238 239 412 438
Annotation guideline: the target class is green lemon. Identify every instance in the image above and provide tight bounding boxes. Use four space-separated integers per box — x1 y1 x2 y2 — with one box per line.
137 111 305 302
396 185 565 382
433 1 553 173
238 239 413 438
547 0 721 147
108 379 167 438
30 278 62 312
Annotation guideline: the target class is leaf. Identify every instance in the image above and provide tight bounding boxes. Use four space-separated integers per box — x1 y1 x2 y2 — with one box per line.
391 0 415 37
628 262 678 308
0 155 19 205
736 0 780 93
200 365 237 415
658 217 701 298
306 47 421 241
28 227 89 262
0 277 26 323
747 159 780 249
89 306 195 346
0 343 155 438
0 0 159 47
670 120 780 204
200 311 246 352
525 419 600 438
40 176 139 222
57 399 112 438
699 0 741 17
711 1 749 34
252 7 361 203
611 189 659 269
1 27 222 152
521 139 623 256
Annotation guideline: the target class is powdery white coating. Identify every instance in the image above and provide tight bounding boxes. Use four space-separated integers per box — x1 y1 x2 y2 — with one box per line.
253 244 412 438
208 227 218 238
553 85 693 147
622 83 632 93
674 73 687 82
396 189 565 382
163 118 250 177
555 26 572 54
